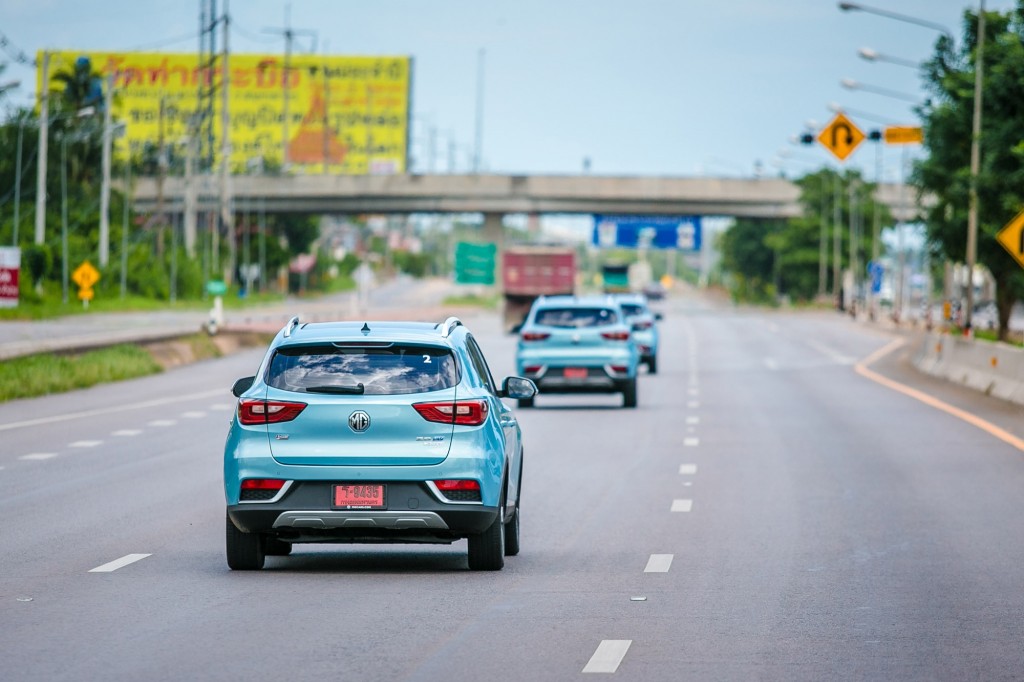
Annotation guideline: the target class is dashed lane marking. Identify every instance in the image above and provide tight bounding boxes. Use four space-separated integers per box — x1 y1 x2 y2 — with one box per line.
764 358 779 371
582 640 632 674
181 411 206 419
0 389 225 433
679 464 697 475
69 440 102 448
112 430 142 437
89 554 152 573
687 401 700 409
644 554 674 573
686 416 699 425
148 420 177 427
684 437 699 447
209 404 233 411
671 499 693 512
807 338 855 365
19 453 57 461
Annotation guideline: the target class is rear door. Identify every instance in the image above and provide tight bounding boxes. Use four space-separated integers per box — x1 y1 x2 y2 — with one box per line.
264 343 458 466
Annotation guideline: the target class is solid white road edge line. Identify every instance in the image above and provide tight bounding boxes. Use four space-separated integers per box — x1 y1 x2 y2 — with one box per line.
19 453 57 460
582 640 632 674
89 553 152 573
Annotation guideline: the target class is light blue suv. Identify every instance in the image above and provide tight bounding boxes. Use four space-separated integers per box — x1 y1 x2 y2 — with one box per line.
515 295 640 408
224 316 536 571
614 294 662 374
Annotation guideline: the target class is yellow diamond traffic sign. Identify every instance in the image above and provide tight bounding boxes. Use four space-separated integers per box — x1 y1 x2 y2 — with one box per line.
817 112 865 162
996 209 1024 271
72 261 100 289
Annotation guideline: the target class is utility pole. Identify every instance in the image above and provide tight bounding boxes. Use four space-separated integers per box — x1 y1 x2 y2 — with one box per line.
473 48 485 173
34 51 50 246
965 0 986 333
322 51 331 175
183 119 197 257
817 173 828 297
220 0 235 284
264 5 316 172
98 72 114 267
13 121 23 245
833 171 842 306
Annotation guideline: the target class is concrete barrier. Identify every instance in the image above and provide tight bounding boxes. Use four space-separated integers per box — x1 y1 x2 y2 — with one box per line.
914 332 1024 406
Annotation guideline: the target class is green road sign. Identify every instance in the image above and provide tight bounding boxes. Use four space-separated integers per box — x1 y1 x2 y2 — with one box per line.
206 280 228 295
454 242 497 285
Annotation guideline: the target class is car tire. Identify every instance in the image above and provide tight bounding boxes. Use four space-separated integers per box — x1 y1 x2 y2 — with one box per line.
504 506 520 556
646 356 658 375
264 537 292 556
468 502 506 571
517 397 534 409
226 513 265 570
622 378 638 408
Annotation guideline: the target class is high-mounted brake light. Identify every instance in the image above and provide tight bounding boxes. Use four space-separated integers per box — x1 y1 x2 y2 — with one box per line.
241 479 286 491
238 399 307 425
601 331 631 341
432 479 481 491
521 332 550 342
414 400 489 426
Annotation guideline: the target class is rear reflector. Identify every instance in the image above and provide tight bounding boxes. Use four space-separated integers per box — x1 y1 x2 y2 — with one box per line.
610 365 630 374
241 478 286 491
414 399 489 426
601 331 631 341
238 399 307 425
634 321 653 330
521 332 550 342
432 479 481 491
523 365 543 374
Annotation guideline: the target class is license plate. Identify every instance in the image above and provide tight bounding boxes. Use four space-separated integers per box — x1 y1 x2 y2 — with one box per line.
333 484 386 509
564 367 588 379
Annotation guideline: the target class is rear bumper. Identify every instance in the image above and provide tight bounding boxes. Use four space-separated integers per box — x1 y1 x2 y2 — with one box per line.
522 366 634 394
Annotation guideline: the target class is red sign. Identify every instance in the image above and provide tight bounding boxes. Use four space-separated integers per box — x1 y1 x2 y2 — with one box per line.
0 247 20 308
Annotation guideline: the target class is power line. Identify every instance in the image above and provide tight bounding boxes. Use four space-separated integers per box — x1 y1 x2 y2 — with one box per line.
126 31 201 52
0 31 37 66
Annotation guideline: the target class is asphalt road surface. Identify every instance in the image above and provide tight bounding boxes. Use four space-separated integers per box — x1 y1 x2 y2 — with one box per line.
3 291 1024 681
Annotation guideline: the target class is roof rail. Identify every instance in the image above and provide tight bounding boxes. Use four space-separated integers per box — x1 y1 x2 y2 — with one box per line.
440 316 463 338
282 316 300 338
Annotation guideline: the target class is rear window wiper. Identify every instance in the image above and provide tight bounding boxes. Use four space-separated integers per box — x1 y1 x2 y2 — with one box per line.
304 383 365 394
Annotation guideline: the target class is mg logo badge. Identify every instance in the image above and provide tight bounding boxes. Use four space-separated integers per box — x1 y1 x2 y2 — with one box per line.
348 411 371 432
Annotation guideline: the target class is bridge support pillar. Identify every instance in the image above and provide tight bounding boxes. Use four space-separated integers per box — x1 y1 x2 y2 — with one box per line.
482 212 505 289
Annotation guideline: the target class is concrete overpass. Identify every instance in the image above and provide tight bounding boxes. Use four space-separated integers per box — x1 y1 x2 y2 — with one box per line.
131 173 920 222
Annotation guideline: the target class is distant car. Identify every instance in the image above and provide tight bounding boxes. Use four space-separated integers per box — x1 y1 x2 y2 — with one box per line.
223 316 536 571
614 294 662 374
642 281 667 301
515 295 641 408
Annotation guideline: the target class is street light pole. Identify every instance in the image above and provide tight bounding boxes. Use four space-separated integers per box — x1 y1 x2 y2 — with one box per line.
838 2 954 40
964 1 986 333
34 51 50 246
98 72 114 267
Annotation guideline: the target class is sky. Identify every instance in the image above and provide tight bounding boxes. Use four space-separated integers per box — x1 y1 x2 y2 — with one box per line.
1 0 1014 183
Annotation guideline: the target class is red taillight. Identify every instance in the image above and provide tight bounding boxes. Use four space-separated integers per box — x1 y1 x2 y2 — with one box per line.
523 365 542 374
238 399 307 425
414 400 489 426
432 479 481 491
610 365 630 374
634 321 653 330
241 478 286 491
521 332 550 342
601 331 631 341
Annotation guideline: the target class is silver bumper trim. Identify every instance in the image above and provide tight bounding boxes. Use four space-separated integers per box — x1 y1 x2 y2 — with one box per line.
272 510 450 530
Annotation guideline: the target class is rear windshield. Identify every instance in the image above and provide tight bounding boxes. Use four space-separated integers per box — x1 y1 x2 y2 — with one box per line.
267 344 458 395
620 304 646 317
534 307 619 328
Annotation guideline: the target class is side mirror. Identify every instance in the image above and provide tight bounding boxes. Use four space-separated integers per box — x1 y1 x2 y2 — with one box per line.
654 313 663 321
632 322 644 332
499 376 538 400
510 322 523 335
231 376 256 398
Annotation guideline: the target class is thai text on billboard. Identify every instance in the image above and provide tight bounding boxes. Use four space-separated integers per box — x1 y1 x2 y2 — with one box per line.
37 51 412 175
0 247 20 308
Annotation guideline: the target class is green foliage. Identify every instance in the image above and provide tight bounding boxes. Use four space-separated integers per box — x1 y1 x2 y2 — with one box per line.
913 2 1024 340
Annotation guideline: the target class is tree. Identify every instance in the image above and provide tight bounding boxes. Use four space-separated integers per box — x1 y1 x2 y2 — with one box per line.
914 3 1024 341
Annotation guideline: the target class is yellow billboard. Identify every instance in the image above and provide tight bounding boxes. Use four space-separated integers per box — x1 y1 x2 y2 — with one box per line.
37 50 411 174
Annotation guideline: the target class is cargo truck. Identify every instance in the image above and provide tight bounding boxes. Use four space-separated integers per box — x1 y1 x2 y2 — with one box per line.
502 246 576 332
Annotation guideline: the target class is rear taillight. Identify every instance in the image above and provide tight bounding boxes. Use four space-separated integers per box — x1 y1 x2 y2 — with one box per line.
601 331 631 341
238 399 307 425
521 332 550 342
241 479 286 492
414 400 489 426
432 479 481 491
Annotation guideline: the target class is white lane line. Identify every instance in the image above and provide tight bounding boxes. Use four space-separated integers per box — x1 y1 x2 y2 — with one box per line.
688 388 698 396
687 401 700 409
20 453 57 461
181 411 206 419
686 416 699 425
671 499 694 512
69 440 102 448
679 464 698 475
112 429 142 437
684 437 700 447
148 419 177 427
209 404 233 411
89 553 152 573
644 554 674 573
806 339 855 365
0 389 225 433
582 640 632 674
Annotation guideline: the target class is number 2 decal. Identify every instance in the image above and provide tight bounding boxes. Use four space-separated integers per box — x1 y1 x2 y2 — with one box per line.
423 354 432 364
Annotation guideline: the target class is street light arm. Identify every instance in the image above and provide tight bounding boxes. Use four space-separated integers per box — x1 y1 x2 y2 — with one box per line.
838 1 954 40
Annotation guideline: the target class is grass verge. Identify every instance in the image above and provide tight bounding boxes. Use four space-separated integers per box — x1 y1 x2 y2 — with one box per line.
442 292 501 309
0 344 163 401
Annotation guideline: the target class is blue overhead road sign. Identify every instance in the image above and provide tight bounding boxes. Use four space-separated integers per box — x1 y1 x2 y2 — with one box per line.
593 215 702 251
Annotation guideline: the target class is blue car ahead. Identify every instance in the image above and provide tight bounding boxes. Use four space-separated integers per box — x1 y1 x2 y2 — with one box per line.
224 316 536 571
614 294 662 374
515 295 640 408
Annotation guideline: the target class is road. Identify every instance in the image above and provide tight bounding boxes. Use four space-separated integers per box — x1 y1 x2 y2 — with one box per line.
3 290 1024 681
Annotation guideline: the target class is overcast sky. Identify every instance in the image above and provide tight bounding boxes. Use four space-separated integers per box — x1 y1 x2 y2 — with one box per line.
1 0 1012 181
